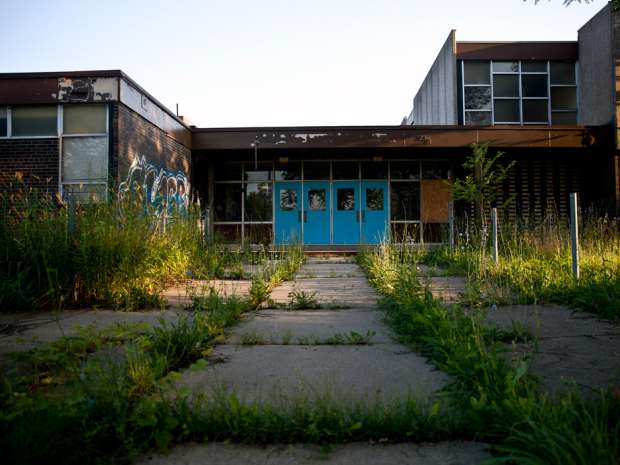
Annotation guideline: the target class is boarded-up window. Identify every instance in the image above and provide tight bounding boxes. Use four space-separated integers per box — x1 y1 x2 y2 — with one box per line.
62 137 108 183
421 180 452 223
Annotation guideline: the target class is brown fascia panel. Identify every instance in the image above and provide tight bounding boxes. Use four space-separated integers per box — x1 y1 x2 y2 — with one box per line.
456 42 578 61
191 125 609 150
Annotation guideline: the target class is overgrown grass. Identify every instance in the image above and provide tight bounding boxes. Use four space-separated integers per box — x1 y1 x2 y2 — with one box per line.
0 179 304 312
0 292 250 465
424 215 620 320
358 245 620 464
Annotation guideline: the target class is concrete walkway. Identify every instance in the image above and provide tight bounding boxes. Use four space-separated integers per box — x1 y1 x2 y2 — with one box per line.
177 258 447 404
416 265 620 394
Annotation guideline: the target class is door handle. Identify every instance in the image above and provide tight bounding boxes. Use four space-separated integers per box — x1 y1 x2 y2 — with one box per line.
361 211 365 222
356 211 360 223
298 211 302 223
304 211 308 223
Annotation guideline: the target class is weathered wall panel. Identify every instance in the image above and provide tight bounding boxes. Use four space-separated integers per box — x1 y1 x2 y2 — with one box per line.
578 3 615 126
410 31 458 125
113 102 191 210
119 79 190 148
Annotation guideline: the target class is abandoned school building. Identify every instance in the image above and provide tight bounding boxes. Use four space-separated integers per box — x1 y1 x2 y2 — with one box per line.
0 3 619 248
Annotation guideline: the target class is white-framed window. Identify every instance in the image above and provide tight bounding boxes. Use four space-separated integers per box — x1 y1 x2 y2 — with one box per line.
61 104 109 203
0 105 59 138
461 60 578 126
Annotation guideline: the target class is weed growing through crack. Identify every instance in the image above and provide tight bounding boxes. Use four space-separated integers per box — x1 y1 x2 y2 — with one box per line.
358 245 620 465
288 290 321 310
324 330 376 345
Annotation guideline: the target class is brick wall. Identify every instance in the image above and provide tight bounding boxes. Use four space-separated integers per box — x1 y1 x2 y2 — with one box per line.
112 102 191 184
0 138 59 193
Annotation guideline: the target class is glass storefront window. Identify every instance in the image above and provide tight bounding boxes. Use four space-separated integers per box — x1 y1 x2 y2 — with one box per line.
361 161 387 179
275 161 301 180
244 224 272 245
366 188 384 210
463 62 490 84
422 161 450 180
214 224 241 243
390 161 420 180
214 183 242 221
390 182 420 220
245 162 272 181
217 163 243 181
303 162 330 180
245 182 272 221
332 162 359 180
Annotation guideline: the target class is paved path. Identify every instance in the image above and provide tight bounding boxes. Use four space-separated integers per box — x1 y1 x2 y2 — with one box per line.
178 258 447 404
138 441 490 465
416 265 620 394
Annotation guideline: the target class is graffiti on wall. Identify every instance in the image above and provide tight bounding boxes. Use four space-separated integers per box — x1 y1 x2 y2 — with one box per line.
118 154 189 216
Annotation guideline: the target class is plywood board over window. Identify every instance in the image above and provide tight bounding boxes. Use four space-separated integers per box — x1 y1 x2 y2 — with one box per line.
421 180 452 223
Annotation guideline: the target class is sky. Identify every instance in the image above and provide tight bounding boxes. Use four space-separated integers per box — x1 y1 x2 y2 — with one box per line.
0 0 605 127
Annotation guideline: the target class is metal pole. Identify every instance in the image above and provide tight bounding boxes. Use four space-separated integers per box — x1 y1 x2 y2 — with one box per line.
448 201 455 249
570 192 580 280
491 207 498 264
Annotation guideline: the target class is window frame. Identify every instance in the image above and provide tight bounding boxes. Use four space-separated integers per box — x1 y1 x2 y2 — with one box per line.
461 60 578 126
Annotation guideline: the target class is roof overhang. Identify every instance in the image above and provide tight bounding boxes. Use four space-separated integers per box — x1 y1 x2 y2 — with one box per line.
191 125 609 151
455 41 578 61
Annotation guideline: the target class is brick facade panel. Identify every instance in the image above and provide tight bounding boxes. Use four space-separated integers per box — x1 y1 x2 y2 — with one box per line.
0 138 59 193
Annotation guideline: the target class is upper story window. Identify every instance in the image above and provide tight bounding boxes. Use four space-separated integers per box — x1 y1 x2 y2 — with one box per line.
461 60 577 126
12 105 58 136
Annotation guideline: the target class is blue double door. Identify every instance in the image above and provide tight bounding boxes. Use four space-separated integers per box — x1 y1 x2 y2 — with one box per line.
274 181 388 245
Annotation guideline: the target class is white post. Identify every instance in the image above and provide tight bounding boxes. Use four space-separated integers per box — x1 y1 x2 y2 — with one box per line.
491 207 498 264
570 192 580 280
448 201 455 249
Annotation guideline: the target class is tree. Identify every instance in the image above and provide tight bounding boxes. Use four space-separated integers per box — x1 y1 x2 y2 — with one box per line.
451 143 515 226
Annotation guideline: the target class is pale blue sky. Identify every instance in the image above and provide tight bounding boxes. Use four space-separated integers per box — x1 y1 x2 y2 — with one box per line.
1 0 604 127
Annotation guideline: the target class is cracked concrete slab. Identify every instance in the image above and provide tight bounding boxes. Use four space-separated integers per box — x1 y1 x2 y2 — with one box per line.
0 309 184 355
137 441 491 465
178 344 448 404
485 304 620 394
227 309 393 345
163 279 252 308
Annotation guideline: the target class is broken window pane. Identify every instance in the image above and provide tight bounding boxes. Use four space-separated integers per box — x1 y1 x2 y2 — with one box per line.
280 189 297 211
464 111 492 126
366 188 384 211
492 61 518 73
62 136 108 182
465 87 491 110
337 188 355 211
12 105 57 136
307 189 326 211
463 62 490 84
493 75 519 97
63 104 107 134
